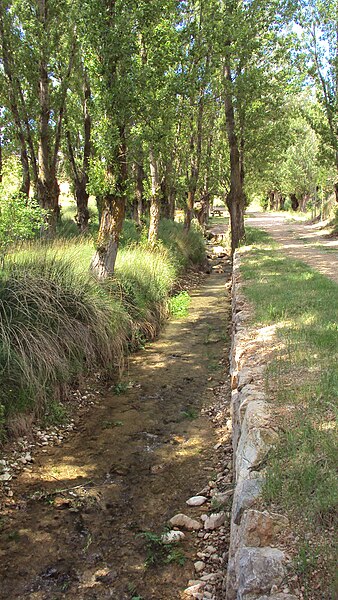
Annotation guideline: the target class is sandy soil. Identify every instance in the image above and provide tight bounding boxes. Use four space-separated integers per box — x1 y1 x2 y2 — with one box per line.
245 212 338 283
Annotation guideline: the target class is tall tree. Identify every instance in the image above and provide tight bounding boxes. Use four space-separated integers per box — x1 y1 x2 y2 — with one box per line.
0 0 77 233
299 0 338 201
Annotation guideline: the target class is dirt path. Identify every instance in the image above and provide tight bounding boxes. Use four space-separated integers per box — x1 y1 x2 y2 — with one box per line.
0 247 232 600
245 212 338 283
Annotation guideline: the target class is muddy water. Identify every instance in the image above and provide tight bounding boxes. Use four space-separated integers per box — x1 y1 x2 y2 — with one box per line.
0 256 232 600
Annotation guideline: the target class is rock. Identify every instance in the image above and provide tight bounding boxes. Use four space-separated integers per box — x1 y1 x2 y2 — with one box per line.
194 561 205 573
197 486 210 496
236 547 286 596
256 596 298 600
239 510 288 547
183 582 205 598
0 472 12 481
205 545 217 554
232 478 263 525
212 490 234 505
161 530 185 544
204 512 226 530
186 496 208 507
236 401 278 481
169 514 202 530
200 574 216 582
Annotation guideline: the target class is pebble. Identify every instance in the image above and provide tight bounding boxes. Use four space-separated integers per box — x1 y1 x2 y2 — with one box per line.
204 512 226 530
169 514 202 531
186 496 208 507
194 561 205 573
161 530 185 544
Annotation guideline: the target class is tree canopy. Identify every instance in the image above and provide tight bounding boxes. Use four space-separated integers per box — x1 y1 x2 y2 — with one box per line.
0 0 336 270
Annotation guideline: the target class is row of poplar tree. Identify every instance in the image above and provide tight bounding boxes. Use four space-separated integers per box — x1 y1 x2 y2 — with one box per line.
0 0 337 277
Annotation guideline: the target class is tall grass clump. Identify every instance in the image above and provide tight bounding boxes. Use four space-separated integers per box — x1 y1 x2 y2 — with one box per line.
0 219 205 436
159 219 205 270
0 251 130 431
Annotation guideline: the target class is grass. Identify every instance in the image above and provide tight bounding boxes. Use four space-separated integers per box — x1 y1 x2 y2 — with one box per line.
168 291 191 318
0 218 205 438
139 530 186 568
239 226 337 599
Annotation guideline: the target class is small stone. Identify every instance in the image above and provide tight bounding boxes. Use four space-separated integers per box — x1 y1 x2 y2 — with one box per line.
194 561 205 573
186 496 208 507
161 530 185 544
204 512 226 530
205 545 217 554
200 573 216 582
0 472 12 481
169 514 202 531
212 489 234 505
183 582 205 598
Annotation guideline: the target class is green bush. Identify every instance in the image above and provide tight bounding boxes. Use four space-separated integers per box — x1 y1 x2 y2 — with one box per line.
0 192 46 264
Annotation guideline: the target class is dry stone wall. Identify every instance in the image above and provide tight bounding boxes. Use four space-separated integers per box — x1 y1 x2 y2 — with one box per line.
225 252 296 600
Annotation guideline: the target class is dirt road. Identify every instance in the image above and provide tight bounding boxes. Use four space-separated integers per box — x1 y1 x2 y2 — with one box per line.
245 212 338 283
0 247 232 600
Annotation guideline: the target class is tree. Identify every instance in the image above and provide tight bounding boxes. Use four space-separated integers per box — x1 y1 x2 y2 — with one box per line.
0 0 77 234
299 0 338 201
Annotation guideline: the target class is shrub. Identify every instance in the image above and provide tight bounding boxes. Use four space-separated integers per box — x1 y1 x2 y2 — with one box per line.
0 192 46 265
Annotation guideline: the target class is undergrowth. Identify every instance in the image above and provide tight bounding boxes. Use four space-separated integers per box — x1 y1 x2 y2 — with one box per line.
239 226 337 599
0 219 205 438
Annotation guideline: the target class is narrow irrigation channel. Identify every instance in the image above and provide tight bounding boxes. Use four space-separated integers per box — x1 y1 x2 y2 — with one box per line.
0 242 233 600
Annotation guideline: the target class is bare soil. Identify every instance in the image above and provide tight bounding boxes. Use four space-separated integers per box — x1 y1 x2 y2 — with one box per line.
0 247 232 600
245 212 338 283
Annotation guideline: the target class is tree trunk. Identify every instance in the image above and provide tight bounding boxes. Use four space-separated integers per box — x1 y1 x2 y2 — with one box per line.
223 60 246 253
66 69 91 233
37 2 59 234
168 187 175 220
148 147 161 245
91 129 127 279
133 161 144 226
197 191 210 227
75 180 90 232
290 193 299 211
20 148 30 197
91 193 125 279
75 68 91 232
0 135 2 183
299 193 309 212
184 188 195 231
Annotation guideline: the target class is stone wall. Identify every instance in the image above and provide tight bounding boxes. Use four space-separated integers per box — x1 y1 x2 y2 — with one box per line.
225 252 296 600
